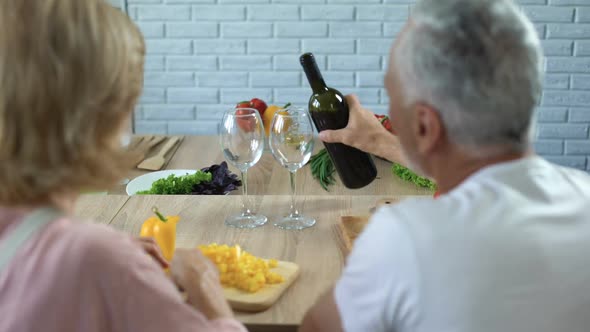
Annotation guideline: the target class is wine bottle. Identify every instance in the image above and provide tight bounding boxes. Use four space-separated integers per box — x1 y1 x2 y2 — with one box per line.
300 53 377 189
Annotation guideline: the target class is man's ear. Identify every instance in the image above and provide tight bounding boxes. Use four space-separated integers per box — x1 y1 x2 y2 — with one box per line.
412 103 444 155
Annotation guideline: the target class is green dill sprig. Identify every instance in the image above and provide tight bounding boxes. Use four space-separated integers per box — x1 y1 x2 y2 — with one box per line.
309 148 336 191
391 163 436 190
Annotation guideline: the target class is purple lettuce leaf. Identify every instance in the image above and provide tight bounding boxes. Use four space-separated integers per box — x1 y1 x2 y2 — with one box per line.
191 161 242 195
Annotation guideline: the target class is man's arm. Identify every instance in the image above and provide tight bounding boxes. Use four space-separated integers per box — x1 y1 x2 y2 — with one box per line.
318 94 408 166
299 288 344 332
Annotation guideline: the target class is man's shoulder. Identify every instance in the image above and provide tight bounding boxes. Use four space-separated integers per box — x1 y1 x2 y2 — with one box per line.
367 187 508 245
371 196 459 231
552 162 590 190
355 197 456 256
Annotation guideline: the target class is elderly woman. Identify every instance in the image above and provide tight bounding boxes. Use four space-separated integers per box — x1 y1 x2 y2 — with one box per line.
0 1 245 331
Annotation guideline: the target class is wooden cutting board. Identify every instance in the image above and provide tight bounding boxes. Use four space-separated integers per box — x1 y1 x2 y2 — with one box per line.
339 197 400 253
224 260 300 312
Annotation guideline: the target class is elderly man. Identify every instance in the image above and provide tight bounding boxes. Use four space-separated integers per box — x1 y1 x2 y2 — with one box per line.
299 0 590 331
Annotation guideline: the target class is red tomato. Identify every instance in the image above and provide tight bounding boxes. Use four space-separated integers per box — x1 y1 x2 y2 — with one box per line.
236 101 251 109
235 108 256 132
375 114 395 134
250 98 267 117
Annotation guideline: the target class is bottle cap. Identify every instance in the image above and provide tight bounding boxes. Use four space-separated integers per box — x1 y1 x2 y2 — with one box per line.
300 52 315 66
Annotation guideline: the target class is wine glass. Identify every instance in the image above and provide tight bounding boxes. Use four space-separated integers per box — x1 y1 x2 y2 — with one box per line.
269 107 316 230
220 108 267 228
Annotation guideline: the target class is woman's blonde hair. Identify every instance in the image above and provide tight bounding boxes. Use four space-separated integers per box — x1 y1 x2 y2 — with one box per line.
0 0 145 205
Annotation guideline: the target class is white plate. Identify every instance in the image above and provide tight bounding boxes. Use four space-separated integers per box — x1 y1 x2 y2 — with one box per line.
126 169 197 195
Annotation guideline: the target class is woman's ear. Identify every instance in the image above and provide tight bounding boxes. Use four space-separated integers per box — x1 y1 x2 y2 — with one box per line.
412 103 444 155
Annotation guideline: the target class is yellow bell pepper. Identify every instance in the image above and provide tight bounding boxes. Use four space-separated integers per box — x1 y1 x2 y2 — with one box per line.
140 207 179 262
263 102 291 136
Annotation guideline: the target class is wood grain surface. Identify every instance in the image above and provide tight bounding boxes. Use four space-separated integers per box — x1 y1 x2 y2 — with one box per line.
74 195 129 224
79 194 403 326
225 261 300 313
110 135 435 197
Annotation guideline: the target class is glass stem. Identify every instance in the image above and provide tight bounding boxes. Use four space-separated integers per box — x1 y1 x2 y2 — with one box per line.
241 170 251 215
289 170 299 217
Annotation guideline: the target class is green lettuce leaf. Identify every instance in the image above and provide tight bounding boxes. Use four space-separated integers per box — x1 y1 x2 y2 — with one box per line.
137 171 212 195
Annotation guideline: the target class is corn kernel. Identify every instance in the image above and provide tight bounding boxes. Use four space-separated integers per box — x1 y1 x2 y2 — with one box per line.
269 259 278 268
198 243 284 293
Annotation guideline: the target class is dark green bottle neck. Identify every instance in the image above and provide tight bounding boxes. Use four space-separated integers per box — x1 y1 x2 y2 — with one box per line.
310 79 328 94
300 53 329 94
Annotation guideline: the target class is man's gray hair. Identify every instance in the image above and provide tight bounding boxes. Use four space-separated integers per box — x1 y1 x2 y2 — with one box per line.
394 0 543 152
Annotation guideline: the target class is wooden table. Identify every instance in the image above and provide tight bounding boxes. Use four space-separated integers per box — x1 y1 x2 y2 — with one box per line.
75 194 404 330
111 135 433 196
96 135 428 329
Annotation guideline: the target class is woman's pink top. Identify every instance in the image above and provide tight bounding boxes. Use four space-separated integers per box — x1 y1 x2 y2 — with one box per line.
0 208 247 332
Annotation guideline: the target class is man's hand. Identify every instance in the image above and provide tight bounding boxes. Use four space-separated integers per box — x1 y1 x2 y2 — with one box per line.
134 237 168 269
170 248 234 320
318 94 407 166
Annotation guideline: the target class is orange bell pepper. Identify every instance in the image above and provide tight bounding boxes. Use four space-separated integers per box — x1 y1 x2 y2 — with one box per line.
140 207 179 262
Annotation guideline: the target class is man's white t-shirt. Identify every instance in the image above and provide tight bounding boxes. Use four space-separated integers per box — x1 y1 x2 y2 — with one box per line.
335 156 590 332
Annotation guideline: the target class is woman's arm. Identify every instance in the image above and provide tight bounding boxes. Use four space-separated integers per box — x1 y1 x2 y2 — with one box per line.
84 228 246 332
170 248 234 321
299 289 344 332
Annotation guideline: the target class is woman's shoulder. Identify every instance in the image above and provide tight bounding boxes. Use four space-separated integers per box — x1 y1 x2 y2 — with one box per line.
60 217 130 246
52 217 145 270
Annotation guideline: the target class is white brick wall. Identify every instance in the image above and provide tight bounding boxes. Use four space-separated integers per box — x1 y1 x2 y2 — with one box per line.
129 0 590 171
108 0 125 9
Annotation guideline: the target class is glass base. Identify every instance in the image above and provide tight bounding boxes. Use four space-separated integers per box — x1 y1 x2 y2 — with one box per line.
273 214 316 230
225 213 268 229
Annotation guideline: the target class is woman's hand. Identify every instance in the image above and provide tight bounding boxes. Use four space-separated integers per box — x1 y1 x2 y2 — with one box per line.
170 248 234 320
318 94 407 166
134 237 169 269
